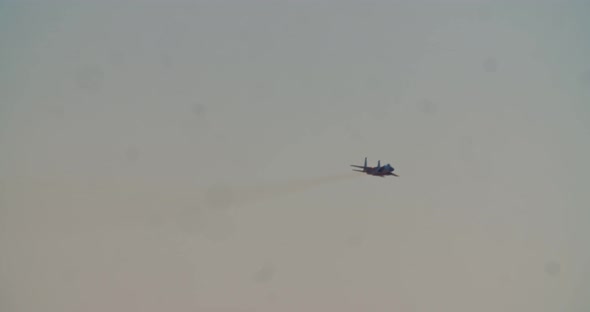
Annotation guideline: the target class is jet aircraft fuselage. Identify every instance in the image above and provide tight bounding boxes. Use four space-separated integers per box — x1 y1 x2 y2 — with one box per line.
351 157 398 177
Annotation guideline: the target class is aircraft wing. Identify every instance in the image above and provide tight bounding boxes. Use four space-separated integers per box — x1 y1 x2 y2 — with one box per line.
350 165 365 168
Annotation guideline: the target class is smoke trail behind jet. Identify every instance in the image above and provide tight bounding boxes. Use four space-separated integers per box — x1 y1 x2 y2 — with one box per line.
3 172 360 211
226 172 361 206
2 172 362 241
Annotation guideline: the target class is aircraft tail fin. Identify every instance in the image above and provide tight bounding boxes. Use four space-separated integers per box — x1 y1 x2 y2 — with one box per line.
378 160 380 167
364 157 367 169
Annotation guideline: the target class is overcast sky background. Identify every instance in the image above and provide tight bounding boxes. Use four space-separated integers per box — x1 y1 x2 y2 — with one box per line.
1 1 590 311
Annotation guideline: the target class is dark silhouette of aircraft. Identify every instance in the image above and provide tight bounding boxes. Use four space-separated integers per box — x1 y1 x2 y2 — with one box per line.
351 157 398 177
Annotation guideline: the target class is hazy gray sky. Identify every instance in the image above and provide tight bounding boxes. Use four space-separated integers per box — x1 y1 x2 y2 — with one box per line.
1 1 590 311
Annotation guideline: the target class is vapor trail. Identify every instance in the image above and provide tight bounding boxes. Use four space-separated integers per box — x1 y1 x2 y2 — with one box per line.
217 172 362 207
1 173 361 240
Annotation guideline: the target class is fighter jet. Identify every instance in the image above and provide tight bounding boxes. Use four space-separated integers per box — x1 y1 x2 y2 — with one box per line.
351 157 398 177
